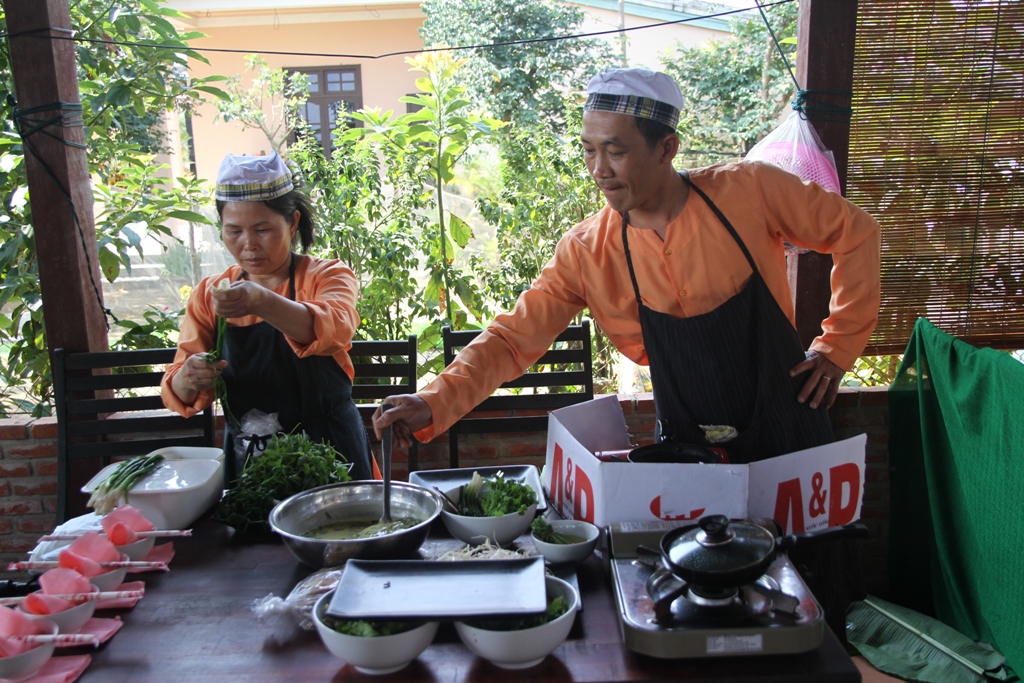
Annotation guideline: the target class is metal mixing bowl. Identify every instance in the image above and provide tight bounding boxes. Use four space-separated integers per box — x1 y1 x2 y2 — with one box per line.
269 481 442 568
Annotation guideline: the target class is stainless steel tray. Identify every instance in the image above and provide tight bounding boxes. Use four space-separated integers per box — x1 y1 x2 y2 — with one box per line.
325 557 547 620
409 464 547 512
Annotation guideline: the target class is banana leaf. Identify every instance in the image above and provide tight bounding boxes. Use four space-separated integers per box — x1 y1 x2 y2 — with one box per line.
846 596 1018 683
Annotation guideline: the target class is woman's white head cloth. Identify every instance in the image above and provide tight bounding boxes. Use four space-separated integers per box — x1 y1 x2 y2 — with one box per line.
215 151 294 202
583 68 684 131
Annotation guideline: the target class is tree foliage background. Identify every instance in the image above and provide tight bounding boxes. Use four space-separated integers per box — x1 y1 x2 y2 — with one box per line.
0 0 897 417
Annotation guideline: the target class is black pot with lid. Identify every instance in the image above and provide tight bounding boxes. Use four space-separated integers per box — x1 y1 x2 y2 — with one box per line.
660 514 777 589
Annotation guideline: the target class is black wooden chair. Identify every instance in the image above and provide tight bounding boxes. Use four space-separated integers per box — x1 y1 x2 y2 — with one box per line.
349 335 419 472
53 348 216 524
442 320 594 468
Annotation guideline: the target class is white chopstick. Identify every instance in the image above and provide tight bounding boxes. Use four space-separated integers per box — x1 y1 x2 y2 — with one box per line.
6 560 167 572
4 633 101 647
0 589 145 606
38 529 191 541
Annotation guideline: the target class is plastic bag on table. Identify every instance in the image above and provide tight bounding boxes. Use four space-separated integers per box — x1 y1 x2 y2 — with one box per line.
252 566 345 631
234 409 283 471
745 111 842 254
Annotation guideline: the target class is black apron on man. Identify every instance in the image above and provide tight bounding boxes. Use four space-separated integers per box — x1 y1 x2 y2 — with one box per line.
622 173 864 642
219 254 372 482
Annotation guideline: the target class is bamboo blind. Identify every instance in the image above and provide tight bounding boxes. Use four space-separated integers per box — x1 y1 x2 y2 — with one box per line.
847 0 1024 354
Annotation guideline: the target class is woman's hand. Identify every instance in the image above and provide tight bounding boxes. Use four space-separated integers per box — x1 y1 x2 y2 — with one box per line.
790 350 843 410
171 353 227 404
211 280 265 319
373 395 432 450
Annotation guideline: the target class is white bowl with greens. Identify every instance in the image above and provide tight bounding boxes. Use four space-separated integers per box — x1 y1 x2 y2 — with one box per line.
455 575 578 669
313 590 438 675
439 472 538 547
530 518 600 566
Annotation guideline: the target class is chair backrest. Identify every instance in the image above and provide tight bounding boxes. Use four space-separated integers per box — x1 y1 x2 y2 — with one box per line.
442 320 594 468
53 348 216 523
349 335 419 471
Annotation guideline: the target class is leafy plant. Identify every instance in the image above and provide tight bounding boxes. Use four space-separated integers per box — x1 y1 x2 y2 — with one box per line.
218 432 352 533
0 0 226 417
457 471 537 517
215 54 309 155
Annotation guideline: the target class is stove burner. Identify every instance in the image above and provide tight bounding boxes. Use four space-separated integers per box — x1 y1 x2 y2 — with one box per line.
686 585 739 607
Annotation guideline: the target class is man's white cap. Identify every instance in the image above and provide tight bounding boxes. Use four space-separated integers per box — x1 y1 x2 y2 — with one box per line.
215 151 294 202
584 68 684 130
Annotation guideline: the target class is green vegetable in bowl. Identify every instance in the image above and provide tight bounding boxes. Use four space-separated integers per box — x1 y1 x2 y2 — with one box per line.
531 517 581 545
325 618 421 637
466 596 569 631
218 432 351 533
458 471 537 517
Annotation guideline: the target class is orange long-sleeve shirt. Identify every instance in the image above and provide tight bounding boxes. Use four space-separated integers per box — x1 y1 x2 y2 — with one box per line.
161 254 360 417
417 161 880 441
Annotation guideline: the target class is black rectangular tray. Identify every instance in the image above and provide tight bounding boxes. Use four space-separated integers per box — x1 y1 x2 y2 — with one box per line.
325 557 547 620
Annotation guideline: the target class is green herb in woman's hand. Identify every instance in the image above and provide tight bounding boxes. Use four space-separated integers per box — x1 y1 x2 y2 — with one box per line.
204 279 233 423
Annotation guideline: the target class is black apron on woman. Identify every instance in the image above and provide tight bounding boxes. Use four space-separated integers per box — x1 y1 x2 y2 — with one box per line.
219 254 372 483
622 173 864 642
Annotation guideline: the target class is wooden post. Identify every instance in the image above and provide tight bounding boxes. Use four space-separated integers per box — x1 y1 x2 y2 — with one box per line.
789 0 859 349
6 0 109 357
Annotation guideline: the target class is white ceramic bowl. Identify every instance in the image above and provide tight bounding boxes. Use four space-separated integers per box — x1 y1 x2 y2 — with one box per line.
20 584 99 634
0 621 57 682
455 575 578 669
440 486 537 547
313 591 438 675
81 448 224 530
114 536 155 561
86 553 129 592
531 519 600 566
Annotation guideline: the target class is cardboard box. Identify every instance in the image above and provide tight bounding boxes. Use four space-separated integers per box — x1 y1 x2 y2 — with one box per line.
543 395 866 533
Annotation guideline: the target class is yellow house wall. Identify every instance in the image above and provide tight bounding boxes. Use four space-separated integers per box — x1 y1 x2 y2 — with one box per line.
580 6 724 70
178 12 425 182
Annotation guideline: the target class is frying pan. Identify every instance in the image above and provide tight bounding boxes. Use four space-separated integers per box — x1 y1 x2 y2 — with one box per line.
627 442 722 464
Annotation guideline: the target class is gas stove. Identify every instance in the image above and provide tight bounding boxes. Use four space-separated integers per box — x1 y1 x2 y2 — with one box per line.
608 521 824 659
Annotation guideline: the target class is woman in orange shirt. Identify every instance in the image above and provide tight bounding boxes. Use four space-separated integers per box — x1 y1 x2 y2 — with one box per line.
161 152 371 481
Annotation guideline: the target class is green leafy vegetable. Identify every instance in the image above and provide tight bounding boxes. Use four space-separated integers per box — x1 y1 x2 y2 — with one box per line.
326 619 421 637
457 471 537 517
203 279 234 423
218 432 351 532
466 596 569 631
531 517 577 545
87 454 165 515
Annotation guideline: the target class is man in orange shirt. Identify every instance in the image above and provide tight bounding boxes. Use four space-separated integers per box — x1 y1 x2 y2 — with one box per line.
376 68 879 638
376 68 879 460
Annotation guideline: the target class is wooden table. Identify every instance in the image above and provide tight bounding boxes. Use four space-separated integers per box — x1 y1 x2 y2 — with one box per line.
75 519 861 682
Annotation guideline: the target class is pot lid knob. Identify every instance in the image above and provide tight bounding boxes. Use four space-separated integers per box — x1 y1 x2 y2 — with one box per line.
696 514 735 547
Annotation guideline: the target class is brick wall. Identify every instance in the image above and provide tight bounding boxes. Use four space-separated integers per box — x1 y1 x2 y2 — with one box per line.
0 388 891 597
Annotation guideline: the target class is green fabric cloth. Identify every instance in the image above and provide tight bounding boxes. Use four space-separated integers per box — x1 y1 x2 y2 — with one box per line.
889 318 1024 674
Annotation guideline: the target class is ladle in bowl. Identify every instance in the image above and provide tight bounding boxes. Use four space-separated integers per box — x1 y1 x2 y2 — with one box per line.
379 404 394 524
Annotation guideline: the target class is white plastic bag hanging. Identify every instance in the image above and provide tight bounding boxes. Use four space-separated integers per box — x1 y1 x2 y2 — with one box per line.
745 111 841 193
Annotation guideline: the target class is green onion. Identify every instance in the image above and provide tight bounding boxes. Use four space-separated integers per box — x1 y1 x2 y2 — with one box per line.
87 454 165 515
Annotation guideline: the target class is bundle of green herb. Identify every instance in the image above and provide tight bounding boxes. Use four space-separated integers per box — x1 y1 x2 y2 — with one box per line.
457 471 538 517
87 454 165 515
218 432 351 533
204 278 234 423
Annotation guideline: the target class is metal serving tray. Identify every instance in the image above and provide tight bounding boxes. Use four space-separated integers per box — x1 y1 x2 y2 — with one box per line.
409 464 547 512
325 557 547 620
